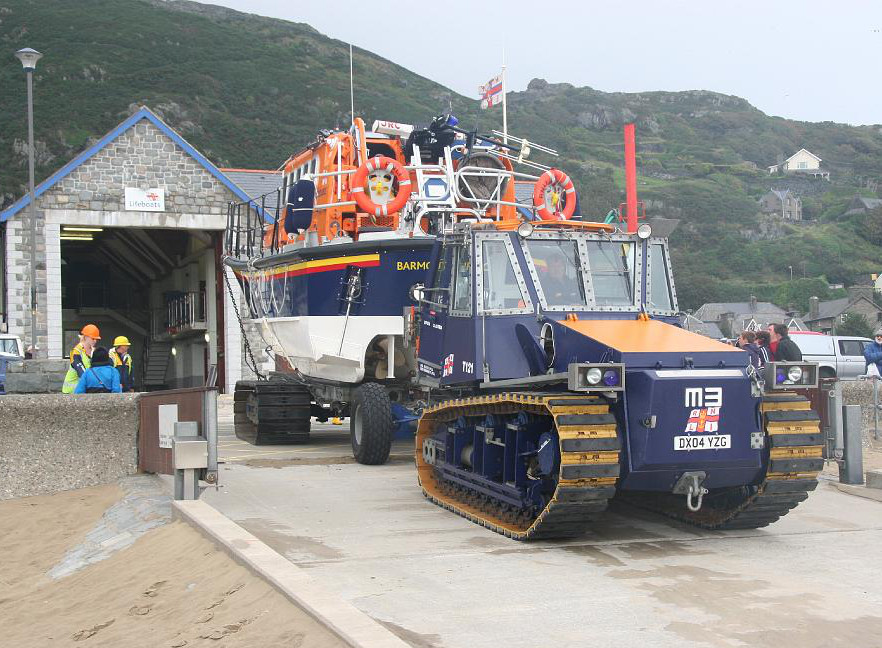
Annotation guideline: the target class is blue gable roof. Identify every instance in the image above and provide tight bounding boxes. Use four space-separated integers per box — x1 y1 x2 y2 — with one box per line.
0 106 254 223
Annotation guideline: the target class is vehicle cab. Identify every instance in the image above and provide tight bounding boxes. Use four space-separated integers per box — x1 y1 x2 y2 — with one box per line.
0 334 24 394
415 222 684 385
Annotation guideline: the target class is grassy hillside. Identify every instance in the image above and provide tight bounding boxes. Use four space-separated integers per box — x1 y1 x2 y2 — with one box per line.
1 0 880 310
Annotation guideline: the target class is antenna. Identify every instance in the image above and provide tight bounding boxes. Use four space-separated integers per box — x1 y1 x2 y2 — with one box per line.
349 43 355 124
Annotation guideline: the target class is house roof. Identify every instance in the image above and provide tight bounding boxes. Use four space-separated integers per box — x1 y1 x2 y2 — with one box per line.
851 197 882 210
679 313 725 339
804 295 882 322
221 168 282 201
0 106 254 223
785 148 822 163
694 301 786 322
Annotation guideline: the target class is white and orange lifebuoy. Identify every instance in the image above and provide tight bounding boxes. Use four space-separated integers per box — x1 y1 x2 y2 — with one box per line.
350 155 412 218
532 168 576 220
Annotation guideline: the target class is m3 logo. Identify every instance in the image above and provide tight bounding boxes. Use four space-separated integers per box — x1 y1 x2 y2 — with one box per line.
684 387 722 408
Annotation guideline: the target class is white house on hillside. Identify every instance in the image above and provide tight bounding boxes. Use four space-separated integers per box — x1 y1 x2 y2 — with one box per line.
767 148 830 180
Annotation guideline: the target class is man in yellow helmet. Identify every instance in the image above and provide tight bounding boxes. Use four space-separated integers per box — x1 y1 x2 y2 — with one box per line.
109 336 135 392
62 324 100 394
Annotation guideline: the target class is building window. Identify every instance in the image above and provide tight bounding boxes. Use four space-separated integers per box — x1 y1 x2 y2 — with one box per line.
798 161 808 169
840 313 848 324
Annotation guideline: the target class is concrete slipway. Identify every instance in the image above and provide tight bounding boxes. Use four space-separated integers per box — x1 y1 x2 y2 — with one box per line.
203 421 882 648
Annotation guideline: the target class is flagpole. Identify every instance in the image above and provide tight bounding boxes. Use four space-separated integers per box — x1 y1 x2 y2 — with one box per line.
501 49 508 144
349 43 355 124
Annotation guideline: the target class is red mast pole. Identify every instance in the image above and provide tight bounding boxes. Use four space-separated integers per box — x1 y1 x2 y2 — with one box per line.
624 123 638 233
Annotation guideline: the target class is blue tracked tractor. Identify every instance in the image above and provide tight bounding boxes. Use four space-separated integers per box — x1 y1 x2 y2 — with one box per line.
412 221 823 539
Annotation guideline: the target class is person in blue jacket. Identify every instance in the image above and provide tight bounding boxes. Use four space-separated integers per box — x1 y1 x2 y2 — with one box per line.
864 329 882 376
74 346 122 393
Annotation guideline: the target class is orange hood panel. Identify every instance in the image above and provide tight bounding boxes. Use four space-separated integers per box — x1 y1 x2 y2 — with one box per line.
559 318 741 354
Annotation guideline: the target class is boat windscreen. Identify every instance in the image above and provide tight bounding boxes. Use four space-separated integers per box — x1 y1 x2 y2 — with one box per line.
585 241 636 307
525 239 587 308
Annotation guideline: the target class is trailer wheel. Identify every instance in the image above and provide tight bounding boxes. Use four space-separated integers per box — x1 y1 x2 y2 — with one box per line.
350 382 394 465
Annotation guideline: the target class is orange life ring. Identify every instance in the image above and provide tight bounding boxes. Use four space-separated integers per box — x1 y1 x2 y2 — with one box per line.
351 155 412 217
533 168 576 220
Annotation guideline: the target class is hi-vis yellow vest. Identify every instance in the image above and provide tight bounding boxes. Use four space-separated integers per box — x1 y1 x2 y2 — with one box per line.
62 343 91 394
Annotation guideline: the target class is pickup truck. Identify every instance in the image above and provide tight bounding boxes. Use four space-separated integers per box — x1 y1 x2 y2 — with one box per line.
0 334 24 393
789 331 872 380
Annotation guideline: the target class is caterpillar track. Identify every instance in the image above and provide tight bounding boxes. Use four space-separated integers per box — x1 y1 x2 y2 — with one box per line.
415 393 621 540
416 391 823 539
629 391 823 530
234 379 312 445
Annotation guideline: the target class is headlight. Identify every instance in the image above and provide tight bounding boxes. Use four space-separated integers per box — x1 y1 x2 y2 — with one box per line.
765 362 819 390
637 223 652 239
568 363 626 392
517 221 534 238
787 366 803 382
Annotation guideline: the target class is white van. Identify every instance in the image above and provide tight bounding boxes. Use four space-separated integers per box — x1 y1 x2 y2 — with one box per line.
0 334 25 393
789 331 871 380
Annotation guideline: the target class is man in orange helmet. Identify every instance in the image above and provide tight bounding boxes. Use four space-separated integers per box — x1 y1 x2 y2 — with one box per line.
62 324 101 394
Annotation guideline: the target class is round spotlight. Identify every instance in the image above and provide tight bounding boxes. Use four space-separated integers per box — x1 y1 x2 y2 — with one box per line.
171 346 177 357
517 221 534 238
586 367 603 385
637 223 653 240
787 366 803 382
204 333 210 343
602 369 620 387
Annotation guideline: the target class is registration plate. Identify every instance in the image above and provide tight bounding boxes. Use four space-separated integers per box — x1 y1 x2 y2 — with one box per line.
674 434 731 451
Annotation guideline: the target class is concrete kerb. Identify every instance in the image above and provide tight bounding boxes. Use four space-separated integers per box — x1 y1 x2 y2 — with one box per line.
172 500 411 648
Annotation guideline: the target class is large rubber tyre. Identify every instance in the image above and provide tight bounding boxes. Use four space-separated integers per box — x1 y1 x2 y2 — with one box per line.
350 382 394 465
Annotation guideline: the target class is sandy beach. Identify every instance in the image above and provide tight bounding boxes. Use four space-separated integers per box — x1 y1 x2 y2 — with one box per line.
0 484 344 647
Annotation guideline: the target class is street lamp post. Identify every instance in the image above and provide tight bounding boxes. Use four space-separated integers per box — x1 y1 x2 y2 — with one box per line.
15 47 42 357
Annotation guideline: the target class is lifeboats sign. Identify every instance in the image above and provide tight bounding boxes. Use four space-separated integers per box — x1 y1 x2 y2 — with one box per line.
124 187 165 212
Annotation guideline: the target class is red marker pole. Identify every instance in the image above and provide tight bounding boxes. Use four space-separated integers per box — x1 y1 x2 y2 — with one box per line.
624 123 638 233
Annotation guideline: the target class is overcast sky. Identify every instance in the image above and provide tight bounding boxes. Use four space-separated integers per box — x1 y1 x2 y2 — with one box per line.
200 0 881 125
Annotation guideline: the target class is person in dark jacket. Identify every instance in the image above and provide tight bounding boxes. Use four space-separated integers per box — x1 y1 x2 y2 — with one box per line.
770 324 802 361
756 330 773 364
737 330 763 369
864 329 882 375
73 346 122 393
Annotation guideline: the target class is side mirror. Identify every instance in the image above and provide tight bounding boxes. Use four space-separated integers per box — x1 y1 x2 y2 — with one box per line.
284 179 315 233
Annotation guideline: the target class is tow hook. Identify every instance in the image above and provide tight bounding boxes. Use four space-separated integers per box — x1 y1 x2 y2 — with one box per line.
673 471 708 512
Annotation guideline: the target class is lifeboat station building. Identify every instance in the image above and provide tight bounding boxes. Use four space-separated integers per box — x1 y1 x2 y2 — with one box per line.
0 106 274 393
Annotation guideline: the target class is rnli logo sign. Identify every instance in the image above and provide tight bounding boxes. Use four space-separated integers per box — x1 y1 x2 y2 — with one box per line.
442 353 455 377
683 387 722 434
685 407 720 433
125 187 165 212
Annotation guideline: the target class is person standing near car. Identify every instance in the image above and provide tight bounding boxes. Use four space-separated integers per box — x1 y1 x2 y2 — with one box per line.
756 330 773 365
864 329 882 375
737 330 763 369
109 336 135 392
770 323 802 361
62 324 100 394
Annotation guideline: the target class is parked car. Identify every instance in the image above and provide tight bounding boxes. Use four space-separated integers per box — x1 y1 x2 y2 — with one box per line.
789 331 872 380
0 334 25 394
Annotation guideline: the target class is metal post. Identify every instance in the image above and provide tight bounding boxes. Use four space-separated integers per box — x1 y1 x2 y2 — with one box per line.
829 380 844 459
623 124 638 233
202 388 218 485
873 376 880 441
839 404 864 485
26 68 38 356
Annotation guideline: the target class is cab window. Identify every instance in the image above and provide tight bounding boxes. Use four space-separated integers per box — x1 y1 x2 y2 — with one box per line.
480 240 531 312
525 239 587 308
585 241 635 306
647 243 674 311
451 244 472 314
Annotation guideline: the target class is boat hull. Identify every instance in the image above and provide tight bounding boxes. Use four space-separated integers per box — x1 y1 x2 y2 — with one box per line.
230 237 433 383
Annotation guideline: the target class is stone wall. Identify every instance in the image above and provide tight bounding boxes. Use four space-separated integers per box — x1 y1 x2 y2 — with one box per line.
5 358 68 393
39 120 233 215
842 380 882 443
0 393 140 500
